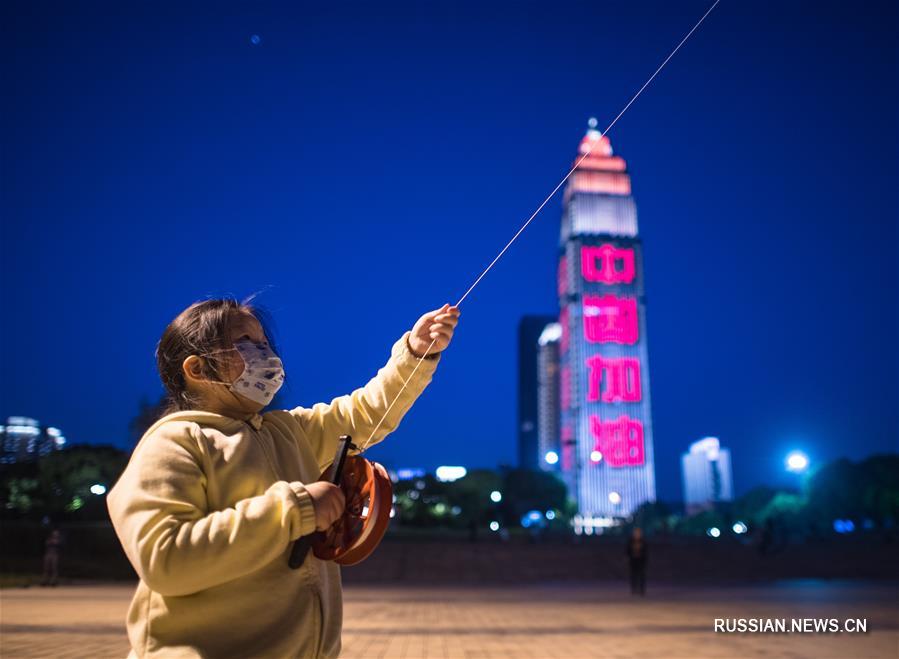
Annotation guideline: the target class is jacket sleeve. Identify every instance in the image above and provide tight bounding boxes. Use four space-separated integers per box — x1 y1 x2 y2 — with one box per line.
288 330 441 471
106 422 317 597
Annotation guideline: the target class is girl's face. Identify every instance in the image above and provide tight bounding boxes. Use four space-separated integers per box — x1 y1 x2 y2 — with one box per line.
183 311 277 415
217 312 271 383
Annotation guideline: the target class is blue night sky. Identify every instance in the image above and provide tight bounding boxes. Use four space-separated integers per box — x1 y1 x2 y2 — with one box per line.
2 1 896 501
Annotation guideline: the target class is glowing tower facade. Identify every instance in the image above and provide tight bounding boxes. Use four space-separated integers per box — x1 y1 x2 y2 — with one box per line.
557 121 657 520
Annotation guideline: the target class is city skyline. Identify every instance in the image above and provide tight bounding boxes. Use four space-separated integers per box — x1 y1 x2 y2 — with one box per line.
2 1 896 502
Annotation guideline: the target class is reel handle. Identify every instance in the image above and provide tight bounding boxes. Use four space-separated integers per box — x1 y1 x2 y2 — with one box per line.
288 435 355 569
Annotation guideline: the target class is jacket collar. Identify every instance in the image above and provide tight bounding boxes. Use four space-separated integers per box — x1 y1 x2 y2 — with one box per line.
246 413 264 431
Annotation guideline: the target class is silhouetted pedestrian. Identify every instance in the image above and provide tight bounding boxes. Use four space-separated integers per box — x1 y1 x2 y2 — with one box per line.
626 527 647 596
40 528 63 587
758 518 774 556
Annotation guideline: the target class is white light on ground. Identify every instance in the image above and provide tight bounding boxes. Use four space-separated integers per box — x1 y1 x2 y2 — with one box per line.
608 491 621 505
707 527 721 538
490 490 502 503
732 521 748 534
544 451 559 465
590 450 603 463
489 521 500 532
90 484 106 495
435 466 467 482
785 450 809 473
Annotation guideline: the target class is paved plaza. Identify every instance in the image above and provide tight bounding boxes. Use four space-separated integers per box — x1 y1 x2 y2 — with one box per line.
1 581 896 658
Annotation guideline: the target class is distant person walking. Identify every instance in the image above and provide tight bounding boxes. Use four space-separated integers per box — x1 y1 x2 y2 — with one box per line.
758 518 775 556
40 528 63 587
626 527 648 596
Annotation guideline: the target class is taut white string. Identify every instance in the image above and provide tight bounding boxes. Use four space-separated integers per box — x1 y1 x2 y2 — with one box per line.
358 0 721 453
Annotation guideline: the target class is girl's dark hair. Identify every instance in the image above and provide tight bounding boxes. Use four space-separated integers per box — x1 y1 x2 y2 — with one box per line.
156 296 280 415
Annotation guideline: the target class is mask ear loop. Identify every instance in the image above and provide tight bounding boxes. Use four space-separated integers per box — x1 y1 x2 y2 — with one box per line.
191 346 243 390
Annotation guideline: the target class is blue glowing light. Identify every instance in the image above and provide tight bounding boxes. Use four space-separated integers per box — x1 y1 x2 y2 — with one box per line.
833 519 855 534
785 450 809 473
521 510 546 529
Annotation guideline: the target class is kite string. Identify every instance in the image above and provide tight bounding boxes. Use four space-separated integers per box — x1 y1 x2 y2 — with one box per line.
357 0 721 453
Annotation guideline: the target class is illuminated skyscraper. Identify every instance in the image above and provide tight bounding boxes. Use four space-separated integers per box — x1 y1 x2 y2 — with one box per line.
557 120 657 520
536 323 562 472
518 315 557 470
682 437 733 514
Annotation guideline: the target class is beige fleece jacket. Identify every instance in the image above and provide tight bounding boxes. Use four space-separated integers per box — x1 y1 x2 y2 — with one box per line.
107 330 440 658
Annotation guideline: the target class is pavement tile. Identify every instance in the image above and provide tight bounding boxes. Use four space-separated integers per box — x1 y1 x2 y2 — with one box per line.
0 582 896 658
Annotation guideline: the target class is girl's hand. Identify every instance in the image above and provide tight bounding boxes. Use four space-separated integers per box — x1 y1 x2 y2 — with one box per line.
304 481 346 531
409 304 461 358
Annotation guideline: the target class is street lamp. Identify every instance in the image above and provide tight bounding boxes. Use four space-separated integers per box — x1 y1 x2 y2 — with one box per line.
490 490 502 503
785 450 809 473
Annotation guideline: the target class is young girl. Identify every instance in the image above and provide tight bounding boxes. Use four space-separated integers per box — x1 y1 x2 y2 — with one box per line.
107 297 460 658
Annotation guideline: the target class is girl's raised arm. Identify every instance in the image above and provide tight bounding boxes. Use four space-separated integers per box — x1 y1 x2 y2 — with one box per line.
287 330 440 471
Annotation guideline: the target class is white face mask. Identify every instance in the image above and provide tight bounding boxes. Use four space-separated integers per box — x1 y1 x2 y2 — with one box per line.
204 339 286 406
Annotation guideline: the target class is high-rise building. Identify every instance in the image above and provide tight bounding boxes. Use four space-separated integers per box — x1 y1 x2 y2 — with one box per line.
682 437 733 514
518 315 558 470
536 323 562 472
1 416 66 465
557 120 657 521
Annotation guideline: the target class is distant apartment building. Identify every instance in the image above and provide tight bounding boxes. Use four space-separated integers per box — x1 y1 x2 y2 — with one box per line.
682 436 733 514
518 315 558 470
536 323 562 472
1 416 67 464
